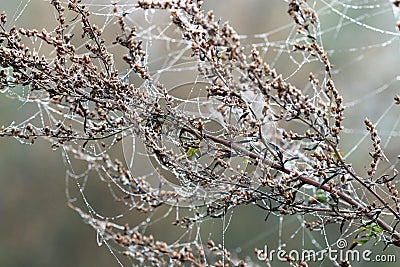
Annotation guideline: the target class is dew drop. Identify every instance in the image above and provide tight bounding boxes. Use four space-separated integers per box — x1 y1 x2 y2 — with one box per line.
96 229 104 247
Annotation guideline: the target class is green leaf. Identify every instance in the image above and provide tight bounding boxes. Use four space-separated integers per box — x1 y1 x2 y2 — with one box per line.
182 139 201 159
314 189 329 203
183 146 199 159
353 223 383 246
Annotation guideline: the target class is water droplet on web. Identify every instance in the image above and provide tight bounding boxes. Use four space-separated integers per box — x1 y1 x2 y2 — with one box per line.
96 229 104 247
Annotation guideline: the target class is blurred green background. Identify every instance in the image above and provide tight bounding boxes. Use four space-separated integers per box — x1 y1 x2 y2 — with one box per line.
0 0 399 266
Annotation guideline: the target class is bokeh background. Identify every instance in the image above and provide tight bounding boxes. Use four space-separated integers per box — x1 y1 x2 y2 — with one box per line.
0 0 399 266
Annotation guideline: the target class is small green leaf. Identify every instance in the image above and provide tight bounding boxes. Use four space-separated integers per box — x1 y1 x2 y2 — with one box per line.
314 189 329 203
353 223 383 246
182 139 201 159
183 146 199 159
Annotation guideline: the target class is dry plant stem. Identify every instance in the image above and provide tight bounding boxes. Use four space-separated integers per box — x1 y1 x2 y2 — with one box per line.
300 176 400 240
184 126 400 240
1 2 399 265
295 113 400 223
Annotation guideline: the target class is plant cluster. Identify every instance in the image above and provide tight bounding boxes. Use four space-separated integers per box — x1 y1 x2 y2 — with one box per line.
0 0 399 266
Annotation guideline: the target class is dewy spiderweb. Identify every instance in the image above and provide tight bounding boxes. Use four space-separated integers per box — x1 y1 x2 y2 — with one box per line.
0 0 400 266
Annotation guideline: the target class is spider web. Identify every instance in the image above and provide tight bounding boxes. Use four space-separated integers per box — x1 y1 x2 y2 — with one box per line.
1 0 400 266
